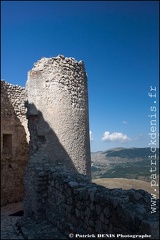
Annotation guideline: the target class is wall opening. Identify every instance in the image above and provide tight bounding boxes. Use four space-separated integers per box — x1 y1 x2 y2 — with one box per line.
3 134 12 154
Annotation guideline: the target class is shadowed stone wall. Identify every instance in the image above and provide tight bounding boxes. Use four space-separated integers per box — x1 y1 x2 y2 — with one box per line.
1 81 29 206
22 164 159 239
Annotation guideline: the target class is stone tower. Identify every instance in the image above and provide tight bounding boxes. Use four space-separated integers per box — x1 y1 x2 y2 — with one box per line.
26 55 91 178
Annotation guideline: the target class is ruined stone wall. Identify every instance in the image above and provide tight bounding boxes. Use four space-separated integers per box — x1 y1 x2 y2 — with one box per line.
23 164 159 239
1 80 29 206
3 57 159 238
26 55 91 178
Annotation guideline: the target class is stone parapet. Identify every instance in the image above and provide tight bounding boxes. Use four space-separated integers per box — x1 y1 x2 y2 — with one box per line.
23 163 159 239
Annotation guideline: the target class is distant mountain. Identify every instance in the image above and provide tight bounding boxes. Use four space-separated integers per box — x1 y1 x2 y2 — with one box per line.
102 147 159 159
91 147 159 182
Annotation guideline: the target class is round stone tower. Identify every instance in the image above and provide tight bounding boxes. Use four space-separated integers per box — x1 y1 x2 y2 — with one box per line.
26 55 91 178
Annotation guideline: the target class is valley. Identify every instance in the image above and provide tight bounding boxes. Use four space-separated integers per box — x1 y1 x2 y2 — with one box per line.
91 147 159 198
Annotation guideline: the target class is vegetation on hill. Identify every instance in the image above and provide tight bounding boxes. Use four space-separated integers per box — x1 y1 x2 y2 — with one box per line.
91 147 159 198
91 147 159 182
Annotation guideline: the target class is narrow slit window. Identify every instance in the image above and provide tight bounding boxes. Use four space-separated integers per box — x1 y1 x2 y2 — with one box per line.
3 134 12 154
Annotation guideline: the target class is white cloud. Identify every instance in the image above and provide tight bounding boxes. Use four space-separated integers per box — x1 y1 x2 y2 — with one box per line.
101 131 131 142
90 131 93 141
123 121 128 124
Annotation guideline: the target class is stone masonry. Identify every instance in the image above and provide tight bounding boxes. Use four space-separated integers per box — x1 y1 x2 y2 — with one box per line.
26 55 91 177
1 81 29 206
20 163 159 239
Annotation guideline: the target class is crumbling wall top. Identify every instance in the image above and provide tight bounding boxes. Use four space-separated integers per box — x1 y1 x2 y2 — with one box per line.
32 55 85 72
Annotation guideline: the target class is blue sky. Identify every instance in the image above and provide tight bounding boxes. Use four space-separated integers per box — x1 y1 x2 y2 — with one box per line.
1 1 159 152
